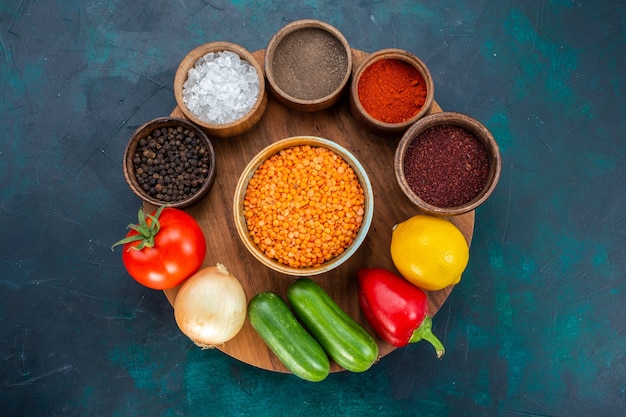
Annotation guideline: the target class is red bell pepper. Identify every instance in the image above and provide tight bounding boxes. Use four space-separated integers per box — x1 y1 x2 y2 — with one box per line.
357 268 445 358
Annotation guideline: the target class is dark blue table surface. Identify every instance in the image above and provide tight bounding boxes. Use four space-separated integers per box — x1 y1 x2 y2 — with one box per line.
1 1 624 416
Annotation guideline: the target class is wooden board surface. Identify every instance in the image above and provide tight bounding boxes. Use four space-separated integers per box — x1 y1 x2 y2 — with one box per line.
158 49 475 373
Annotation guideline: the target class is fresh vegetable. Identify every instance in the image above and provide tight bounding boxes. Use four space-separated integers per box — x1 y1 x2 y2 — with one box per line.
390 214 469 291
357 268 445 358
248 292 330 382
287 278 378 373
174 264 246 348
112 206 206 290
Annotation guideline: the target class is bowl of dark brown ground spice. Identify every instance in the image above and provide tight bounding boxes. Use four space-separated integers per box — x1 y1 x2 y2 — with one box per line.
395 112 501 216
350 48 434 136
264 19 352 112
123 117 216 209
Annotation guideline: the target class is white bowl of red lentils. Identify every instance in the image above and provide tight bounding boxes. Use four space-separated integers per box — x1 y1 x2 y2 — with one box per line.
233 136 374 276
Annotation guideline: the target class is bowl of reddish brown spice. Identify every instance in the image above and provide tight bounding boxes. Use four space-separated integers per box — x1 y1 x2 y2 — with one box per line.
123 117 216 209
395 112 501 216
174 41 268 138
350 48 434 136
233 136 374 276
264 19 352 112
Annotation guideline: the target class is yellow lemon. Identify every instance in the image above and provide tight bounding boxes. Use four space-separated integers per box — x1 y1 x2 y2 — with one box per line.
390 215 469 291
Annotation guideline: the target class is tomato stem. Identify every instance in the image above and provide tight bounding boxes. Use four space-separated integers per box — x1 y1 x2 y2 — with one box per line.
111 206 167 251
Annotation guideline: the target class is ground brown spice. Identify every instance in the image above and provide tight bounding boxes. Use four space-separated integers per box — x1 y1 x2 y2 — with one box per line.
271 28 348 100
403 124 489 207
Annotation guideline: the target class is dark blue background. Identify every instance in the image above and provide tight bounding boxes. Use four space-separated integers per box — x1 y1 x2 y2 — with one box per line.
1 1 624 416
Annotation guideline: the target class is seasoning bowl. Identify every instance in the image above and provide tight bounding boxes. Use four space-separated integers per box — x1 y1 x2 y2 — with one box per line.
174 41 268 138
265 19 352 112
395 112 501 216
350 48 434 136
233 136 374 276
123 117 216 209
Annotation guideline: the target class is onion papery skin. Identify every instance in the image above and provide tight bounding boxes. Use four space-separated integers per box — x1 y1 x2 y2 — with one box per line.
174 263 247 348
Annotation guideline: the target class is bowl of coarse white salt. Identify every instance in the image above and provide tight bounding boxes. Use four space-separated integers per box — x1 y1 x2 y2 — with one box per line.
174 42 268 138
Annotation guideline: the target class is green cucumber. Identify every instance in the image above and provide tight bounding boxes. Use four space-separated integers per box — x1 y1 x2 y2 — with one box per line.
248 291 330 382
287 278 379 373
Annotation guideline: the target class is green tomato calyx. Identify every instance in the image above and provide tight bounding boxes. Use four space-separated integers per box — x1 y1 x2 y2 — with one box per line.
111 206 166 251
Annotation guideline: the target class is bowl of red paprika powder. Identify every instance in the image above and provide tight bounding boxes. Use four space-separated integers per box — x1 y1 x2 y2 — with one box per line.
349 48 434 135
394 112 502 216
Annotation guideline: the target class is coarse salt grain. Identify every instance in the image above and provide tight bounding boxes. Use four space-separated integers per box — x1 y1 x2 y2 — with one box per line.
182 51 260 124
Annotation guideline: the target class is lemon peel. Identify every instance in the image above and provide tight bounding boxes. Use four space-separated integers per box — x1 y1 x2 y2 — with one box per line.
390 215 469 291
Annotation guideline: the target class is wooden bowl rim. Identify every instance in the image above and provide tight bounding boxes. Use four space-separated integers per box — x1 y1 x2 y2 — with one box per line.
264 19 353 107
394 111 502 216
123 116 217 209
350 48 435 131
173 41 266 132
233 136 374 276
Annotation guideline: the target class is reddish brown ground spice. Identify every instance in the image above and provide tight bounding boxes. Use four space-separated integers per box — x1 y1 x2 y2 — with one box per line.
357 59 427 123
403 124 489 207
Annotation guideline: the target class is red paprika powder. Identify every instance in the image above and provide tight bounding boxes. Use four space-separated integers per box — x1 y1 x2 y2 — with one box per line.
357 58 427 123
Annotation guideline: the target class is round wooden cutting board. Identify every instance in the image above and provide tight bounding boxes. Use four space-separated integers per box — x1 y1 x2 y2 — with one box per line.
154 49 474 373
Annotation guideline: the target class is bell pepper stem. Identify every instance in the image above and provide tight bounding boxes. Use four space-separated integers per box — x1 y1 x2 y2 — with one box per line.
408 315 445 358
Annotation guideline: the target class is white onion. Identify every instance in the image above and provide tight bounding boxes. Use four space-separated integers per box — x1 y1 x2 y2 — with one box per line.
174 263 247 348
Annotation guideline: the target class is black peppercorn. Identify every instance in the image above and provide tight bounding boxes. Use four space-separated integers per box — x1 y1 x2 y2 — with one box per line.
132 125 211 203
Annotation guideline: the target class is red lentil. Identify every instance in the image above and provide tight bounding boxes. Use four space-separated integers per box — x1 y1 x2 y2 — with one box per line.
403 124 489 207
243 145 365 268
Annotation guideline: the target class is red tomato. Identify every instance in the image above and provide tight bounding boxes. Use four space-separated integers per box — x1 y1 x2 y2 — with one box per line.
116 207 206 290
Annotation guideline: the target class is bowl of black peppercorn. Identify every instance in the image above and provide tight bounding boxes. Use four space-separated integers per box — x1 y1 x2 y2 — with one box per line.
123 117 216 208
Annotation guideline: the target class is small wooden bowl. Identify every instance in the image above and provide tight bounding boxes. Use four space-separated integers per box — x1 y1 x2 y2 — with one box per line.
123 117 216 209
395 112 501 216
264 19 352 112
174 41 267 138
233 136 374 276
350 48 434 136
